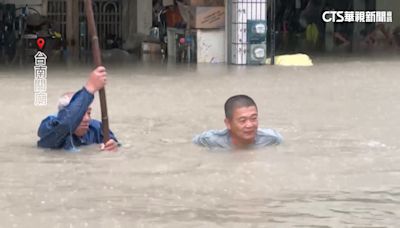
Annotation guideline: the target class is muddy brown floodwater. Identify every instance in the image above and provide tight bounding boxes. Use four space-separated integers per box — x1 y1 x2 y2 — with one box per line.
1 56 400 227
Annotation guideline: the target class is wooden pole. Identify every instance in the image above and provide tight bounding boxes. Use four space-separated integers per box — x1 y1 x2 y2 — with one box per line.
85 0 110 143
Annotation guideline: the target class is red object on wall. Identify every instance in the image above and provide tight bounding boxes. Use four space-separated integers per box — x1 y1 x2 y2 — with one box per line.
166 6 183 27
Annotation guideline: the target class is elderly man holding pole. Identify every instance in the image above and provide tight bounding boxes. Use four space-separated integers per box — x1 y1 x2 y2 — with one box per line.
37 66 118 151
37 0 117 151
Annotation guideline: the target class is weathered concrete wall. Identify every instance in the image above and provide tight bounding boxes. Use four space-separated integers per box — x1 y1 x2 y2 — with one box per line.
376 0 400 30
137 0 152 35
122 0 152 51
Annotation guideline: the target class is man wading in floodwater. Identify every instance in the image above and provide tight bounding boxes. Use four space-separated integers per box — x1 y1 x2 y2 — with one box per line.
37 66 118 151
193 95 283 150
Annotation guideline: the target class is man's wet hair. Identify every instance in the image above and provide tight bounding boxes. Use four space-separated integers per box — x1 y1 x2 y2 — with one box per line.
224 95 257 119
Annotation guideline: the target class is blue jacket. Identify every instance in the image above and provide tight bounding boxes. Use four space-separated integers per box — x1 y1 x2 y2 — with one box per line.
37 87 117 150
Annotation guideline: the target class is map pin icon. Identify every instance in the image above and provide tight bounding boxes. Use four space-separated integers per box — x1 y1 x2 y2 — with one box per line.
37 38 45 50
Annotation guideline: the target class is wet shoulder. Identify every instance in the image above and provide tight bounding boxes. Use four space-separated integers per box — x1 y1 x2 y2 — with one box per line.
193 129 231 149
255 128 283 146
38 115 58 128
42 114 57 122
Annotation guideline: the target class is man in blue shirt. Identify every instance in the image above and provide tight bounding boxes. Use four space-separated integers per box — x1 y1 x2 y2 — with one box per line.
37 66 118 151
193 95 282 150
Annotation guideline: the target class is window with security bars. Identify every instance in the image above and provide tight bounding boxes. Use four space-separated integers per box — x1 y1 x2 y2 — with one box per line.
47 0 122 52
47 0 67 41
78 0 122 51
